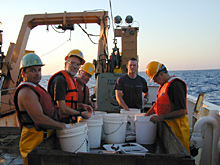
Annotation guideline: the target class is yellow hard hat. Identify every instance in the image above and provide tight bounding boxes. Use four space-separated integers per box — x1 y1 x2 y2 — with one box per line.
146 61 163 82
80 62 95 76
65 49 85 65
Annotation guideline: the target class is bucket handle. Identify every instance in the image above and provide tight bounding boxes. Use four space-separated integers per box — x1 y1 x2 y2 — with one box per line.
127 115 135 125
104 121 125 135
73 129 89 153
127 115 136 129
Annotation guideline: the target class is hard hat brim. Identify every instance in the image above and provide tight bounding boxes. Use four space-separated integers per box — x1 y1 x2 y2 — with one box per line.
65 54 85 65
21 64 45 69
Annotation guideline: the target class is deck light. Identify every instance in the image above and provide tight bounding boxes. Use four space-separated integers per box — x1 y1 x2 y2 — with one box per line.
114 15 122 24
125 15 133 24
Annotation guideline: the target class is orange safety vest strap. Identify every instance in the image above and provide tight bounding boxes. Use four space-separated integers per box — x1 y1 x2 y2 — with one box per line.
65 89 78 108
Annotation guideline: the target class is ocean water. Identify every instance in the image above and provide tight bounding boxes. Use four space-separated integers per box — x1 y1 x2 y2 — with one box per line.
40 69 220 106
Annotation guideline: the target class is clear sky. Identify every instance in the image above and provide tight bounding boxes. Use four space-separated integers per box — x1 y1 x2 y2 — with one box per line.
1 0 219 75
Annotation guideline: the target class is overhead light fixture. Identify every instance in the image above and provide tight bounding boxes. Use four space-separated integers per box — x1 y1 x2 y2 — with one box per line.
114 15 122 25
125 15 133 24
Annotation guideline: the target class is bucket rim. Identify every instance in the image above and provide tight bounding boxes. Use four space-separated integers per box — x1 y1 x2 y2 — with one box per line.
93 111 107 114
84 116 103 122
104 120 127 124
57 128 88 138
56 122 87 134
104 113 127 118
135 114 157 122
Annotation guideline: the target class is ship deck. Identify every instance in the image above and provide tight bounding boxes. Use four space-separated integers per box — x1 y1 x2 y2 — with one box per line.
0 127 23 165
0 121 194 165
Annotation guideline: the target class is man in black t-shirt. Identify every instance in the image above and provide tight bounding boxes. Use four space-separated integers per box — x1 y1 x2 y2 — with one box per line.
114 58 149 110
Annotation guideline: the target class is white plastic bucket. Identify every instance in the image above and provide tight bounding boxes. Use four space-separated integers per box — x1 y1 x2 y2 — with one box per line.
83 116 103 148
103 113 127 144
135 113 157 144
92 111 107 140
56 122 89 153
120 108 141 133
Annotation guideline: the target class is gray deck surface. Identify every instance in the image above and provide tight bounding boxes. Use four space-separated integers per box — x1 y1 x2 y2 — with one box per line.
0 127 23 165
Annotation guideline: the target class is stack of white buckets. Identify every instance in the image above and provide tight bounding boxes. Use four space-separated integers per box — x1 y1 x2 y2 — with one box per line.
56 110 157 153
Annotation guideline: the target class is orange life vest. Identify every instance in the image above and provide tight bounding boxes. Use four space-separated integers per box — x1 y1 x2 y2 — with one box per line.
154 76 187 115
47 70 78 120
14 82 58 131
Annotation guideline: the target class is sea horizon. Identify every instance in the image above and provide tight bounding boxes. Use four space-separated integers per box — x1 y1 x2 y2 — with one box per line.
40 69 220 106
42 68 220 77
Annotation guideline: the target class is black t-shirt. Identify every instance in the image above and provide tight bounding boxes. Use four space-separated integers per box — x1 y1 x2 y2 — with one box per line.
114 74 148 109
167 79 186 111
48 74 68 105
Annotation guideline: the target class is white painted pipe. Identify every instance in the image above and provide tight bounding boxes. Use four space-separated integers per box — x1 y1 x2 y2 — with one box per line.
191 116 219 165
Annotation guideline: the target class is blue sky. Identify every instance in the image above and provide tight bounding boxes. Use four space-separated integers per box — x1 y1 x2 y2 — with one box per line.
1 0 219 75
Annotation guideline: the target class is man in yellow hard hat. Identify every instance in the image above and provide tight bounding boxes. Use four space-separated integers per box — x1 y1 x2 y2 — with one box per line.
145 61 190 153
76 62 97 110
114 58 149 111
14 53 67 165
47 49 93 123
